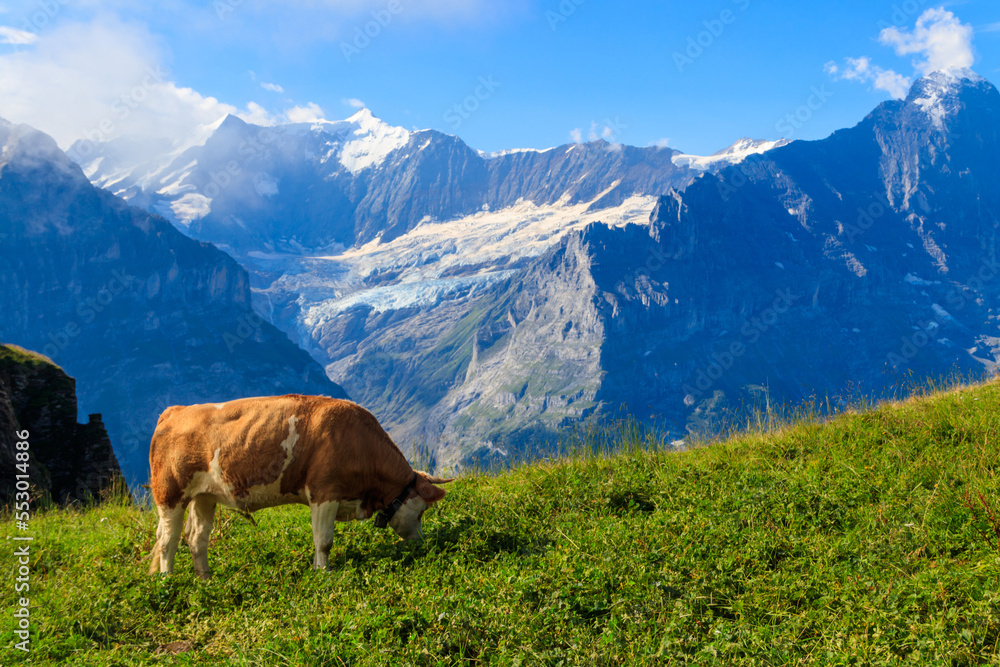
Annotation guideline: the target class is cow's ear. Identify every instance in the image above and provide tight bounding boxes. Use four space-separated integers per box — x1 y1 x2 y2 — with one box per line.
416 478 447 503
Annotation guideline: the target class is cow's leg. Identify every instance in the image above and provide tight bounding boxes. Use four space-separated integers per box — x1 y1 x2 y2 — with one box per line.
150 503 185 575
310 501 340 570
185 495 217 580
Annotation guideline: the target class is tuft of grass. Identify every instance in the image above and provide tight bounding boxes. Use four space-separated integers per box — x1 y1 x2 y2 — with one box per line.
4 378 1000 664
0 343 59 369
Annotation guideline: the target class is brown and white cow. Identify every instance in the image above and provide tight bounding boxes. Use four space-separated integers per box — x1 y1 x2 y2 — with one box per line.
148 395 451 578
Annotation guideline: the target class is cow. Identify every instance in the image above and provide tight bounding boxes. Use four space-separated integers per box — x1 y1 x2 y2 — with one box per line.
148 395 452 578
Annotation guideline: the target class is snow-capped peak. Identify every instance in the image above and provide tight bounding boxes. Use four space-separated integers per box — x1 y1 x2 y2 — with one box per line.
671 137 790 172
923 67 984 86
345 107 377 125
908 68 985 130
336 108 410 173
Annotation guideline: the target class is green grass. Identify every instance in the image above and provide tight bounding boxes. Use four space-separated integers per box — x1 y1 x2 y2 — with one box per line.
4 380 1000 665
0 344 58 369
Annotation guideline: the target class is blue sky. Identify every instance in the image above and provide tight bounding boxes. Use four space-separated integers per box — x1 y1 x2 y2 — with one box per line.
0 0 997 154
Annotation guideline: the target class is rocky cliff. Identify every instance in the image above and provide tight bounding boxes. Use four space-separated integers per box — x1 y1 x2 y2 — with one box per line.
0 344 120 503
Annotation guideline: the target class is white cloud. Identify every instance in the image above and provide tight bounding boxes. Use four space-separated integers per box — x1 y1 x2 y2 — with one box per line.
285 102 326 123
871 68 912 99
827 56 911 99
651 138 671 149
342 97 365 109
0 26 38 44
879 8 975 75
0 17 267 148
826 7 975 100
569 128 582 143
241 101 278 126
260 81 284 93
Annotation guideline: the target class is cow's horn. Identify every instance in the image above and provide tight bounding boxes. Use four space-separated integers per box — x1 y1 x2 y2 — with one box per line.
418 472 455 484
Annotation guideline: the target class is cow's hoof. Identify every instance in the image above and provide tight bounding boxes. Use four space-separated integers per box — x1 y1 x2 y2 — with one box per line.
195 570 212 580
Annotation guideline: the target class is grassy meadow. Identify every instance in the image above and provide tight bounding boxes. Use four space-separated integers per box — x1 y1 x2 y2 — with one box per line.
3 380 1000 665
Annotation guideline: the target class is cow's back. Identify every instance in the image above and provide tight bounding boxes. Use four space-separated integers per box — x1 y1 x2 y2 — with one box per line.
150 395 306 508
149 395 410 510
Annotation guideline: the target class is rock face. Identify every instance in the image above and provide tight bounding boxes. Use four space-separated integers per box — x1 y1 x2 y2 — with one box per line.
505 68 1000 443
0 344 121 503
0 120 348 484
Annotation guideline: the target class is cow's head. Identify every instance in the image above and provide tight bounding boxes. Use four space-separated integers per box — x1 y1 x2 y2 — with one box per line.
387 472 453 541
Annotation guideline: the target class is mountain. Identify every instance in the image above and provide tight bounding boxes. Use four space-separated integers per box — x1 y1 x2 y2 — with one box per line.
73 108 701 253
70 108 795 467
0 344 121 503
283 68 1000 468
72 73 996 471
0 119 347 483
456 67 1000 452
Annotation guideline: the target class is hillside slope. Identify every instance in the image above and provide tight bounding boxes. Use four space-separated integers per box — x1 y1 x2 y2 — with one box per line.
3 379 1000 664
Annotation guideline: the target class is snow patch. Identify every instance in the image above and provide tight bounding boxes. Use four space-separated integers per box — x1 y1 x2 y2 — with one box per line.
910 68 984 130
170 193 212 225
266 192 660 331
932 303 955 322
478 146 556 159
904 273 941 286
672 137 790 172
